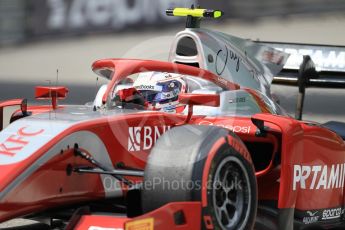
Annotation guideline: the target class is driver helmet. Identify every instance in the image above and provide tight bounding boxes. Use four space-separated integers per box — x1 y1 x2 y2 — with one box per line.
133 72 187 112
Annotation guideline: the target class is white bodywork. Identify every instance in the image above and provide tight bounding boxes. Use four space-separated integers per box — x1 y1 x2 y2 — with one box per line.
0 106 125 200
168 28 289 96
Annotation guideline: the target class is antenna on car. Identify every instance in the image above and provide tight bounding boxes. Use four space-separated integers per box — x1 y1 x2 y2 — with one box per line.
166 5 223 28
46 79 52 120
55 70 59 118
56 69 59 86
93 77 99 111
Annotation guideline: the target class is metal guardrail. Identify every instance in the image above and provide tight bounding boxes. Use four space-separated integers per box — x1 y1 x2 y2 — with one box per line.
2 0 345 45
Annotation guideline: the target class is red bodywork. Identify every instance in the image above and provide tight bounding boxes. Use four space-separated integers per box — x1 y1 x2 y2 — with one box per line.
35 86 69 109
0 59 344 229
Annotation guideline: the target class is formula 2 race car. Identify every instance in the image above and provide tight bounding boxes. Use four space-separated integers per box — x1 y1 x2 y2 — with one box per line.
1 7 345 230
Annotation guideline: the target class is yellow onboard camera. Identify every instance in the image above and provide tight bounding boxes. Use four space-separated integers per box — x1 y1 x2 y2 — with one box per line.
166 6 224 28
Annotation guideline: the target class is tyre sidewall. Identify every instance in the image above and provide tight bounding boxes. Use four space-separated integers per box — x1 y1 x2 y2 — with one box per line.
198 140 257 230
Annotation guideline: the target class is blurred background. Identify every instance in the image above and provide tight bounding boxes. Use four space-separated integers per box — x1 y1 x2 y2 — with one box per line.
1 0 345 122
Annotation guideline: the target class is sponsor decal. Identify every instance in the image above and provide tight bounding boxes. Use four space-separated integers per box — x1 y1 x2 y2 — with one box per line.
0 120 73 165
293 164 345 190
272 46 345 71
128 126 171 151
128 127 141 151
219 125 250 134
227 135 252 163
125 218 154 230
198 121 251 134
135 85 155 91
262 50 285 65
228 47 242 72
229 97 246 104
322 208 343 220
0 127 44 157
134 84 162 91
303 211 319 225
215 45 242 75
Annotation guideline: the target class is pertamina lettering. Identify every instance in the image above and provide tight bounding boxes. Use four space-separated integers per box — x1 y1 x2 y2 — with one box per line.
273 47 345 71
293 164 345 190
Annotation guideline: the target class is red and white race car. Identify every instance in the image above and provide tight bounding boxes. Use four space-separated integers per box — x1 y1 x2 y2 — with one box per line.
1 7 345 230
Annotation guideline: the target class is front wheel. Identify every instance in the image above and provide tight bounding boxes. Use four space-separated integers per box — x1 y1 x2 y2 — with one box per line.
142 125 257 230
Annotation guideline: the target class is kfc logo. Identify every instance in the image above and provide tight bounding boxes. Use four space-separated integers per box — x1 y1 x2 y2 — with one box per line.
0 127 44 157
0 120 73 165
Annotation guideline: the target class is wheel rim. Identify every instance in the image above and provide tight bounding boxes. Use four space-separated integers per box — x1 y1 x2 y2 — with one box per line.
212 155 251 230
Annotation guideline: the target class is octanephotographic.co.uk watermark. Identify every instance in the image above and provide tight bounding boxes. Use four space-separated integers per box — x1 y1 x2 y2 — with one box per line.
141 176 243 191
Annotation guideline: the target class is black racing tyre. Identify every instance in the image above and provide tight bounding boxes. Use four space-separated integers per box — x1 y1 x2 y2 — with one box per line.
142 125 257 230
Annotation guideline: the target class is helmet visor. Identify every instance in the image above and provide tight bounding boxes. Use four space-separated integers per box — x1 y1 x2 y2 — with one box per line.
139 90 159 103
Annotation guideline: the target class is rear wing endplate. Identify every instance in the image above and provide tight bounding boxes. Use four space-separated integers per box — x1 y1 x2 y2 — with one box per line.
257 42 345 88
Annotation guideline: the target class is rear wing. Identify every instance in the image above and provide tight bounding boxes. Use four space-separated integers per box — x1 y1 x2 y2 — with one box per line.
256 42 345 120
257 42 345 88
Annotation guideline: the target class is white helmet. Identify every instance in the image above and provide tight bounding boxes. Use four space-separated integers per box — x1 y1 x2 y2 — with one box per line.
133 72 187 112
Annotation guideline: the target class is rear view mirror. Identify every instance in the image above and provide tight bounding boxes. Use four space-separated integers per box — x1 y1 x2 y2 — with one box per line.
0 99 27 131
35 86 68 99
35 86 69 109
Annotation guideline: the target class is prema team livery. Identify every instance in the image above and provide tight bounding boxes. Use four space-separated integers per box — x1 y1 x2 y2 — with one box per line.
1 7 345 230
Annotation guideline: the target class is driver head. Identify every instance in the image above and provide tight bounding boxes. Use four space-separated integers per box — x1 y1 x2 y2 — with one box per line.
133 72 187 112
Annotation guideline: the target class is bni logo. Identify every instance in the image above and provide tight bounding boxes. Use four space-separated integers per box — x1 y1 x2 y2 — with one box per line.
128 127 141 151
